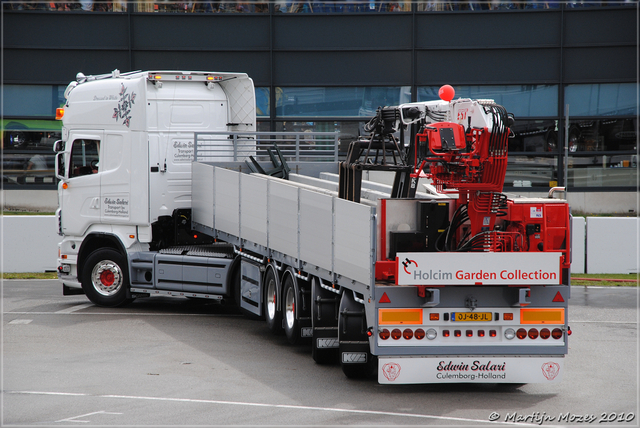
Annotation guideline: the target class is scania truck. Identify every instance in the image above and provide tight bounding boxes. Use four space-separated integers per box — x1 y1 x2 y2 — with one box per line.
55 70 571 384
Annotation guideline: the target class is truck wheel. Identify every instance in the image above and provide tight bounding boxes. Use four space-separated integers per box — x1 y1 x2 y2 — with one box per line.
264 267 282 334
81 248 132 307
282 274 300 344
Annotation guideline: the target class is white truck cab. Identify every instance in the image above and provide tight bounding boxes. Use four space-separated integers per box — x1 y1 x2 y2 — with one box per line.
55 70 256 303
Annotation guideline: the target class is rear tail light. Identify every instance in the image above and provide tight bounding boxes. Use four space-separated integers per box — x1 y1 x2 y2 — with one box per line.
528 328 539 339
540 328 551 339
391 328 402 340
414 328 425 340
478 330 485 337
379 329 390 340
466 330 473 337
454 330 461 337
552 328 563 339
403 329 413 340
489 330 497 337
516 328 527 339
443 330 450 337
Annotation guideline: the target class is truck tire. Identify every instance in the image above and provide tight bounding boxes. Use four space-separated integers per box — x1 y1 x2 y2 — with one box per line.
81 248 132 307
264 267 282 334
282 274 300 344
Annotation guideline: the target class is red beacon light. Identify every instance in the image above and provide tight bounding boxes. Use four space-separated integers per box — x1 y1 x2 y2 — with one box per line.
438 84 455 102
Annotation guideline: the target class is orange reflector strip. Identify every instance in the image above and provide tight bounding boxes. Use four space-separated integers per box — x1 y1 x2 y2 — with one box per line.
379 292 391 304
378 309 423 325
520 308 565 324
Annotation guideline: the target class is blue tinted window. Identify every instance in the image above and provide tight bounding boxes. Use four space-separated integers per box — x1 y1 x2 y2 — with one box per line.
276 87 411 118
2 85 66 117
256 87 270 117
417 85 558 117
565 83 637 116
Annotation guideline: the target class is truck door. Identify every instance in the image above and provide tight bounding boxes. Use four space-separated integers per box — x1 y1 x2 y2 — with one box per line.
100 131 148 225
59 132 103 236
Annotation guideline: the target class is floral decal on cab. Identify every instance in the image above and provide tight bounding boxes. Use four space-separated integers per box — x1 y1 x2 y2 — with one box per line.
113 84 136 128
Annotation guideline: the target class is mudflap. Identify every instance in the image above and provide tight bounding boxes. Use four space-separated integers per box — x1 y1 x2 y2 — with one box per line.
339 290 376 378
311 277 340 363
240 259 262 316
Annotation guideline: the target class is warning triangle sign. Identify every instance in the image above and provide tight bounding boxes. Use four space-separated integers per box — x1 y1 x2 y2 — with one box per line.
379 292 391 304
552 291 564 302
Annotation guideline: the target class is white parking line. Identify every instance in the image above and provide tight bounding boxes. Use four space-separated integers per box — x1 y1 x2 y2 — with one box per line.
55 303 94 314
56 410 123 423
7 390 541 426
8 319 32 324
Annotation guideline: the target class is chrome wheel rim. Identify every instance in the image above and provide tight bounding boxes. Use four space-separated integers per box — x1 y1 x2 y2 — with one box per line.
285 285 295 329
266 278 277 321
91 260 123 296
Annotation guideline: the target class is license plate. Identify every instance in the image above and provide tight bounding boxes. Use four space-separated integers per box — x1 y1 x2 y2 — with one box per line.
452 312 492 322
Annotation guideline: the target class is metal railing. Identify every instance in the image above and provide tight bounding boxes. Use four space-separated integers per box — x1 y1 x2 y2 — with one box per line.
194 131 339 163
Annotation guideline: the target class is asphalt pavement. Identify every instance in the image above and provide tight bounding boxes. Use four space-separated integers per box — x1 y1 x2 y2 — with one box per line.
2 280 638 426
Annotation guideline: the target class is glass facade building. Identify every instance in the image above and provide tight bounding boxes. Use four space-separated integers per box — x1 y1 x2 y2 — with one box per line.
2 2 637 192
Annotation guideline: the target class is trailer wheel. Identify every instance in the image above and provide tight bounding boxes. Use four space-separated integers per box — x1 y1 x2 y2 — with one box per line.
282 274 300 344
81 248 132 307
264 267 282 334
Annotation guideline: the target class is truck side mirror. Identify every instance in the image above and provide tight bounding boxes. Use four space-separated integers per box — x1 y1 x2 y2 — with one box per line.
53 140 64 153
55 151 66 181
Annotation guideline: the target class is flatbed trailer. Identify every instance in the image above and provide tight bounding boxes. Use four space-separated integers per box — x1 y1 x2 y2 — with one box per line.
176 156 571 384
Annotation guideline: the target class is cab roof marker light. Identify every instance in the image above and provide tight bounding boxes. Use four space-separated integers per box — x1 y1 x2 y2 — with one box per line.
56 108 64 120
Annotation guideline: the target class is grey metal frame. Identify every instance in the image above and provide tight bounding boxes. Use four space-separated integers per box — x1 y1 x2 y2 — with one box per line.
194 131 340 163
